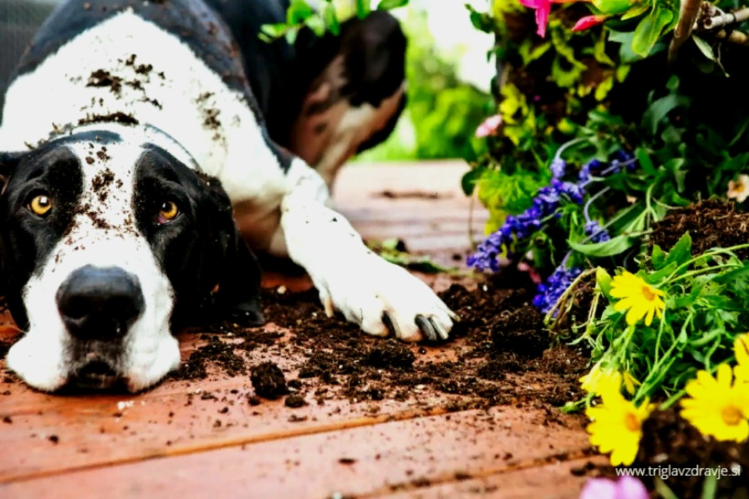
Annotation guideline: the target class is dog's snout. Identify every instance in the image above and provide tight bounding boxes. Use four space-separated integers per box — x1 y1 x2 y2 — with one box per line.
56 265 145 341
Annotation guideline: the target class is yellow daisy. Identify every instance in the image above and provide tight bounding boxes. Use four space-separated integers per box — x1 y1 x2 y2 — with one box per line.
735 334 749 383
610 271 665 326
680 363 749 443
586 386 653 466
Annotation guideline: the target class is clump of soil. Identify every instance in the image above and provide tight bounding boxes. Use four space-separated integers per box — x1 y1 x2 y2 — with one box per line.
366 340 415 369
251 361 288 399
650 199 749 259
284 394 307 408
170 336 246 381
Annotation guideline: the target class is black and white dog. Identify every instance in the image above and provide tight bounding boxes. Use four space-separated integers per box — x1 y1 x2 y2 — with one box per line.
0 0 456 392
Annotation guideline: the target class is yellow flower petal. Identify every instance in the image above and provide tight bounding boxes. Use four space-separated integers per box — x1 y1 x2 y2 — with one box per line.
609 271 665 326
586 394 651 467
680 366 749 443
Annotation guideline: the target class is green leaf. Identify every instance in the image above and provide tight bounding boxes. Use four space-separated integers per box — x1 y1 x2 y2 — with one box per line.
642 94 684 136
596 267 613 299
593 0 631 15
621 2 649 20
288 0 313 24
323 3 340 35
635 147 657 176
305 16 326 36
646 262 678 283
714 263 749 285
259 23 289 42
631 6 674 58
569 235 636 257
356 0 371 18
285 27 300 44
651 244 666 269
461 165 486 196
664 232 692 267
378 0 409 10
692 35 729 77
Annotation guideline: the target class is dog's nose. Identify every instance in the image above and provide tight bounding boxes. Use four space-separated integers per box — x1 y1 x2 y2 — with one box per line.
56 265 145 341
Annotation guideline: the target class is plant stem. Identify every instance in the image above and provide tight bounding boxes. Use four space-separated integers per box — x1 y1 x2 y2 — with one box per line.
661 243 749 285
669 0 702 63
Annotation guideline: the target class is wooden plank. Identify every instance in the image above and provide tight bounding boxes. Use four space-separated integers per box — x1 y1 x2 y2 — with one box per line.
376 457 608 499
0 408 592 499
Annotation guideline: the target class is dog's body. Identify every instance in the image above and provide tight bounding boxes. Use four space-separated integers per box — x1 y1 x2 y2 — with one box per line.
0 0 455 392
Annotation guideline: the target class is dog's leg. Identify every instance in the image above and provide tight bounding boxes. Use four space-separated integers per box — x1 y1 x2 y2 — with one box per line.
288 11 407 190
273 159 456 342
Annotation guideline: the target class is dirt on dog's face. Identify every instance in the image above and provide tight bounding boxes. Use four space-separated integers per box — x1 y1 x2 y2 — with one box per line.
0 130 262 392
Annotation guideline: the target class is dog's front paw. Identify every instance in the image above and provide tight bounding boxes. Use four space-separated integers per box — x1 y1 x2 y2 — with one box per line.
315 258 458 342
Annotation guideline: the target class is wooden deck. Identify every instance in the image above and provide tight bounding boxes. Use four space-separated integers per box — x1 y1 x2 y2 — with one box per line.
0 161 599 499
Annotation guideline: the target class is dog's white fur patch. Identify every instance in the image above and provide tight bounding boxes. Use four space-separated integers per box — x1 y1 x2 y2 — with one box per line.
6 140 178 392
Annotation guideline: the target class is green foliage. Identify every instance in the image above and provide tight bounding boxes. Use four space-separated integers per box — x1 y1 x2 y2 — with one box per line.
260 0 409 43
567 234 749 407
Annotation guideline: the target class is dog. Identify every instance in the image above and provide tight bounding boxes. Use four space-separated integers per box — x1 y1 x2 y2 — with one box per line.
0 0 457 393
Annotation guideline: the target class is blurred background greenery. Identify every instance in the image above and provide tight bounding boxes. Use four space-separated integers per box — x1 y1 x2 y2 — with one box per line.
347 0 497 163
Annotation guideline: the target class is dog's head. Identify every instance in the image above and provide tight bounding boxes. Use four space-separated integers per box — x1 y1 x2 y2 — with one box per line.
0 129 263 392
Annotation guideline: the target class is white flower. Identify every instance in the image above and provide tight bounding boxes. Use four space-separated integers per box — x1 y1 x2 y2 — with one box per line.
475 115 502 138
728 175 749 203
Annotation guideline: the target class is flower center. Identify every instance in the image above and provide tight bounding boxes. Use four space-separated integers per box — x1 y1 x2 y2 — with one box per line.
721 405 743 426
624 412 640 432
641 285 656 302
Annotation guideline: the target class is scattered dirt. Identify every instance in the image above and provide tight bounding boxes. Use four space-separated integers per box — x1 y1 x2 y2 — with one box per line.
87 70 123 95
169 283 590 415
170 336 246 381
250 361 288 400
78 112 139 127
650 199 749 259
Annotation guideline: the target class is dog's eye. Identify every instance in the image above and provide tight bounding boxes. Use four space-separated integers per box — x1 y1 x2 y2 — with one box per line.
158 201 180 224
28 194 53 217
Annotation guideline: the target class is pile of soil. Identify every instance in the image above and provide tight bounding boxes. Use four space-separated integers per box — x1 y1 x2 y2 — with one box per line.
650 199 749 259
170 283 589 415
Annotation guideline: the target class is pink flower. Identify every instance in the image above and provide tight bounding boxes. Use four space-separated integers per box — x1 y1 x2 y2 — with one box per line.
519 0 552 37
519 0 586 38
475 115 503 138
580 477 648 499
572 14 609 32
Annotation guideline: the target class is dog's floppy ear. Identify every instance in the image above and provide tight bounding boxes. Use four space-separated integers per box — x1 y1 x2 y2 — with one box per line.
199 173 265 327
0 151 23 194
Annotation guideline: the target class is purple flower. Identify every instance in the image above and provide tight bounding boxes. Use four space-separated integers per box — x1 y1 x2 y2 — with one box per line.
551 158 566 179
585 220 610 243
467 232 503 272
552 179 584 204
533 264 582 314
578 159 602 183
579 477 648 499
